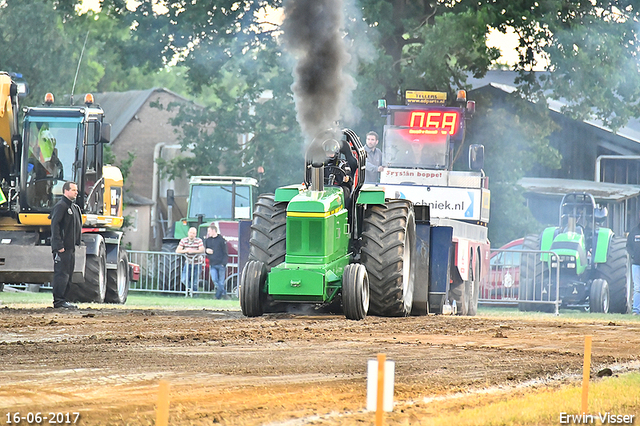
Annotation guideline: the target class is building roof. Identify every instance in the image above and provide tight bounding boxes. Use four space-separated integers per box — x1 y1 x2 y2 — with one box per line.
467 70 640 145
86 88 193 142
519 177 640 202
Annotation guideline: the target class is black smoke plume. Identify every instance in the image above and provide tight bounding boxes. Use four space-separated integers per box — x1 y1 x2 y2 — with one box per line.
281 0 352 148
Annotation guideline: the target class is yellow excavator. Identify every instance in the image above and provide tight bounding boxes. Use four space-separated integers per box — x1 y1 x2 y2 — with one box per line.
0 72 133 303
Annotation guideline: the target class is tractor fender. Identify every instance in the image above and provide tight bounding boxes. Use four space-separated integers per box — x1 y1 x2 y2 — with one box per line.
540 227 557 252
593 228 614 264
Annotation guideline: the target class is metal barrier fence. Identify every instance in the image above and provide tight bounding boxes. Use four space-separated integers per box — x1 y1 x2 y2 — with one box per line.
479 249 560 314
127 251 239 298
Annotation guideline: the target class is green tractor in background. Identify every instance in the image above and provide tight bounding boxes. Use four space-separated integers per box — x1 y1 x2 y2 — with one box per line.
519 192 631 313
159 176 258 291
240 128 416 320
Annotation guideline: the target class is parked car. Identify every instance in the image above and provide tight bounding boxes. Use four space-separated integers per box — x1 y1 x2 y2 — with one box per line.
480 238 524 301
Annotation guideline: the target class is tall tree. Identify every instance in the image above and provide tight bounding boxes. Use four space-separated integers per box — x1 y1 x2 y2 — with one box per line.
89 0 640 240
0 1 82 105
344 1 640 244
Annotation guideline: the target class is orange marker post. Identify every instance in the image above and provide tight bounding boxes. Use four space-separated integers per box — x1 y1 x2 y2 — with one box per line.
581 336 592 414
376 353 386 426
156 380 170 426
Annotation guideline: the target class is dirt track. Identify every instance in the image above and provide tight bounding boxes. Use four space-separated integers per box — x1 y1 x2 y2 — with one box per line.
1 305 639 425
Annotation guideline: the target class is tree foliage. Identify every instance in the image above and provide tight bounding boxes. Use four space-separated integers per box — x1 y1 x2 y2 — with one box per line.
0 0 184 105
12 0 639 243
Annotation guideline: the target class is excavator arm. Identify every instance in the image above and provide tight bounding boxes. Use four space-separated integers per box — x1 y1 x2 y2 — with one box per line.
0 72 22 187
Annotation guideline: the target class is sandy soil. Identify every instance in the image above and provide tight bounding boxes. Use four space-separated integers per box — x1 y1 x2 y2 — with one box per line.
1 305 639 425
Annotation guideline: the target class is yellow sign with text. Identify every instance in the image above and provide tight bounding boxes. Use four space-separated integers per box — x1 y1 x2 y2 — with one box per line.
405 90 447 106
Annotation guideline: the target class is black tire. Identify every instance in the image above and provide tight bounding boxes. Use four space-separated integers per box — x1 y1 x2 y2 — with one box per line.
451 256 479 316
248 194 287 268
247 194 287 313
67 240 106 303
342 263 369 320
597 237 631 314
158 241 183 291
240 260 267 317
467 254 481 316
518 234 554 312
449 280 469 316
589 278 609 313
105 249 129 304
225 273 239 299
361 200 416 317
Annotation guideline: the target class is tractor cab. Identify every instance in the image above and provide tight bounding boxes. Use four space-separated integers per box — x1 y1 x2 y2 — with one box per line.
554 193 608 264
304 128 366 210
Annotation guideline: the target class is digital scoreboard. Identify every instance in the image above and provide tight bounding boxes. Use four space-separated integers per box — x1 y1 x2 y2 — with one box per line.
391 109 461 136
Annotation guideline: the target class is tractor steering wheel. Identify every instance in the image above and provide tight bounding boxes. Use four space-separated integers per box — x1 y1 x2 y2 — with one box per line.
324 165 348 186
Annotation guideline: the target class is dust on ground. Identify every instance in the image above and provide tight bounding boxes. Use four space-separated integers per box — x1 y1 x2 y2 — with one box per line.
1 305 639 425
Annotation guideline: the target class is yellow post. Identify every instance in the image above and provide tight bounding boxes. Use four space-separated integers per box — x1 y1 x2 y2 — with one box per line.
156 380 170 426
581 335 592 414
376 353 386 426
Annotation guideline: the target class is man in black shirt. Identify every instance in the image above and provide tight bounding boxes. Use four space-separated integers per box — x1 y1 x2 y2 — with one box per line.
204 223 228 299
50 181 82 309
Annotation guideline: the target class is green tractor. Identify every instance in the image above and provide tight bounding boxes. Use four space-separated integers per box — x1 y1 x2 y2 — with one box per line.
519 192 631 313
240 129 416 320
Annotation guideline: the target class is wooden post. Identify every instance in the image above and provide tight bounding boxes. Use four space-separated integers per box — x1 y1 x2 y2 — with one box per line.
581 336 592 414
376 353 386 426
156 380 170 426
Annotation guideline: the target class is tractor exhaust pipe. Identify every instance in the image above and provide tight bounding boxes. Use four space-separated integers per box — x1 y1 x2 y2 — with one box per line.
311 163 324 192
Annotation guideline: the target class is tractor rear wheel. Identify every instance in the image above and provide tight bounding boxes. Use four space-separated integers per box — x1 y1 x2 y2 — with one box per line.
589 278 610 313
105 249 129 304
158 241 183 291
240 260 267 317
342 263 369 320
361 200 416 317
67 239 106 303
597 237 631 314
247 193 287 313
248 194 287 268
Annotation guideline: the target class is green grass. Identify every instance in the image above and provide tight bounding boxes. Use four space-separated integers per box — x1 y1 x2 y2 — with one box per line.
2 289 639 319
0 287 240 310
478 305 640 322
416 372 640 426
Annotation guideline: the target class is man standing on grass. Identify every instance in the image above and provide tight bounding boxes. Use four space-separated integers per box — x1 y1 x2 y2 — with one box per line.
176 227 204 294
50 181 82 309
204 223 228 299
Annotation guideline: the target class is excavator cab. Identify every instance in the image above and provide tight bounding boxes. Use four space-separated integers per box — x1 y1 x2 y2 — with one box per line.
18 93 109 216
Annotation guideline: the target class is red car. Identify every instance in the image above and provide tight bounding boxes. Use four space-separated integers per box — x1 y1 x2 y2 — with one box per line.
480 238 524 301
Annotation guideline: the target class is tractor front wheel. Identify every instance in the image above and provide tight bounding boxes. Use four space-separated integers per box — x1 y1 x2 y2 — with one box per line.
105 249 129 304
589 278 610 313
342 263 369 320
240 260 267 317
